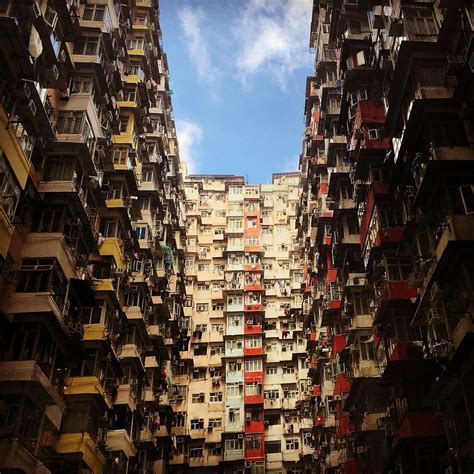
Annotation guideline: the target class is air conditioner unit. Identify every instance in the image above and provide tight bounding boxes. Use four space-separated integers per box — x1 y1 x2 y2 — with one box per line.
237 434 244 439
245 461 252 468
430 282 446 301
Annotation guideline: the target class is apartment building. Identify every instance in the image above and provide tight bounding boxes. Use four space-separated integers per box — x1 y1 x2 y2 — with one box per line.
298 1 474 473
0 1 187 473
173 174 313 474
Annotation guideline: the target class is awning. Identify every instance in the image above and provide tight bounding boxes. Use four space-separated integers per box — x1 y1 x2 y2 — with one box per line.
69 278 98 308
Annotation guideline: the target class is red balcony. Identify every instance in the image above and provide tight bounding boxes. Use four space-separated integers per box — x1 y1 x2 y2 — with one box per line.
244 346 263 356
244 411 264 433
344 459 359 474
319 183 328 194
333 373 351 397
244 322 263 335
244 303 263 312
244 264 262 272
336 411 355 438
396 411 444 439
381 280 418 301
244 393 264 405
389 342 423 362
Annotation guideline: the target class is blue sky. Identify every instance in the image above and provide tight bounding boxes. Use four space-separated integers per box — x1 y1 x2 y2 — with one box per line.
159 0 313 183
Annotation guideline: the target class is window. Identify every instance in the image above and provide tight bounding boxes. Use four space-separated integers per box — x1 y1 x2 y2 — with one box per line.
245 359 262 372
404 7 438 36
190 418 204 430
208 418 222 429
265 441 282 454
196 303 209 312
247 216 257 229
359 335 375 361
282 343 294 353
207 443 222 456
264 389 279 400
192 368 206 379
283 365 295 374
245 382 262 396
266 366 278 375
227 295 243 306
353 293 370 315
228 218 243 230
245 336 262 348
191 393 205 403
127 38 145 50
246 434 262 450
0 158 20 219
175 412 186 427
73 37 100 56
212 302 224 312
193 345 207 356
460 185 474 215
386 257 412 281
83 4 106 21
209 392 222 402
265 342 277 353
197 283 209 291
226 338 243 351
211 323 224 333
189 446 204 458
227 382 243 398
225 436 243 451
70 76 93 94
228 407 240 423
210 345 224 355
285 439 299 451
228 360 242 372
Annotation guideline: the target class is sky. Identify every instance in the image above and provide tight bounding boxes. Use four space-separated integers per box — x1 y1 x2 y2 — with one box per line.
159 0 313 183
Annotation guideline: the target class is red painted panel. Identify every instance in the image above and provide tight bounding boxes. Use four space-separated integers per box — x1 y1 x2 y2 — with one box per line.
332 335 346 357
396 411 445 438
384 281 418 300
244 394 264 404
334 373 351 397
389 342 423 361
244 372 263 382
319 183 329 194
244 347 263 356
244 304 263 312
244 324 263 334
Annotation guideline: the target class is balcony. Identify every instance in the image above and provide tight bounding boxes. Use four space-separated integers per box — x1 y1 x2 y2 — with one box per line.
55 433 105 473
106 429 136 458
224 448 244 461
64 376 112 409
99 237 125 270
0 360 65 427
0 439 50 474
55 111 95 155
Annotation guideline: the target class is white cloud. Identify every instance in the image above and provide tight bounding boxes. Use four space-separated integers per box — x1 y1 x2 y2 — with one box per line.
176 119 204 175
233 0 312 86
177 6 218 84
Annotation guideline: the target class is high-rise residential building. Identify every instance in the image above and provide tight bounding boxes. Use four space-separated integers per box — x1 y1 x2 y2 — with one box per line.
2 1 474 474
297 1 474 473
0 1 187 473
174 174 313 474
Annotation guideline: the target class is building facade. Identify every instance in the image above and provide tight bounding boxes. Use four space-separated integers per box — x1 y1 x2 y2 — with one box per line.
2 1 474 474
174 174 313 474
298 1 474 473
0 1 187 473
